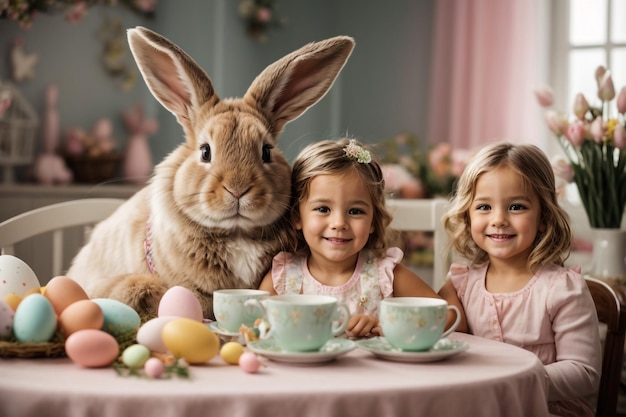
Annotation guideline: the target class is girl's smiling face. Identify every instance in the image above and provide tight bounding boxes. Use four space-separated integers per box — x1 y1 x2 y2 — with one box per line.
296 170 374 268
469 165 545 268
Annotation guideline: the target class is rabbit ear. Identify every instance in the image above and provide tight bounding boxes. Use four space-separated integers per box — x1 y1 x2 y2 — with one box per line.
245 36 355 135
127 26 217 137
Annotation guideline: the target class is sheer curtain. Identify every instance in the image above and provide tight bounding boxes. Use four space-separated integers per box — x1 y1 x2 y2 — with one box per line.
427 0 551 151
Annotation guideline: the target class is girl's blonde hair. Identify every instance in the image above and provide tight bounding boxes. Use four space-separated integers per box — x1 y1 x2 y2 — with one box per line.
289 138 392 258
443 142 572 271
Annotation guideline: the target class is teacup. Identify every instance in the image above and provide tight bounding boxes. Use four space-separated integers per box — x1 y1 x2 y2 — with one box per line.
380 297 461 351
213 289 269 333
245 294 350 352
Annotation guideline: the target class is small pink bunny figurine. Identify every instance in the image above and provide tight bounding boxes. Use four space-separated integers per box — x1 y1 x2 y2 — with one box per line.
33 84 73 184
122 103 158 185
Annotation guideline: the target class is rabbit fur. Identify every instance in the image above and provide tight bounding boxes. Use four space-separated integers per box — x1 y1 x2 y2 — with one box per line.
67 26 355 319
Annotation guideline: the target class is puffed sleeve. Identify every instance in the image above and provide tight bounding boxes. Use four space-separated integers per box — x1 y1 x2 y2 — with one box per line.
544 267 602 402
271 252 289 295
448 263 470 303
377 247 404 298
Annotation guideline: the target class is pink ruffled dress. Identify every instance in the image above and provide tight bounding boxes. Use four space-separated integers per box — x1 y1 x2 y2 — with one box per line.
270 248 402 316
450 262 602 417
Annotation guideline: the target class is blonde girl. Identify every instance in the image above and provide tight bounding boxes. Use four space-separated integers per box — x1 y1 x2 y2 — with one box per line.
258 138 441 338
438 142 601 417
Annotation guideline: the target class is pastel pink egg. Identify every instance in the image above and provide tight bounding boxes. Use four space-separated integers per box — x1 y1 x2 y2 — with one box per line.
158 286 203 321
65 329 119 368
239 351 260 374
144 357 165 378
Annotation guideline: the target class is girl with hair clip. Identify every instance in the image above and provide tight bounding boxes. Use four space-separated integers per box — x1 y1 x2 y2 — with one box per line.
438 142 601 417
258 138 445 338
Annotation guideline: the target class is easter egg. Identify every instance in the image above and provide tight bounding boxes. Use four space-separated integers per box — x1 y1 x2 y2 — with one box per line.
43 276 89 315
13 294 57 343
136 316 177 353
144 357 165 378
220 341 245 365
122 344 151 368
3 293 21 312
161 318 219 364
158 286 203 321
58 299 104 337
92 298 141 338
0 299 15 339
239 351 261 373
0 255 40 299
65 329 119 368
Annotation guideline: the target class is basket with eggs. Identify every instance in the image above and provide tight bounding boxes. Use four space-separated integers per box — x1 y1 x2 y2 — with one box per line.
0 254 139 361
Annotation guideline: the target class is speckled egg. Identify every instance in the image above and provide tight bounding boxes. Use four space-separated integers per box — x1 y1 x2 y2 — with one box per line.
0 255 40 300
92 298 141 338
0 299 14 339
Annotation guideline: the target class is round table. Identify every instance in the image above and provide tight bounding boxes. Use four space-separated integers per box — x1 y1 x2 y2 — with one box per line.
0 332 549 417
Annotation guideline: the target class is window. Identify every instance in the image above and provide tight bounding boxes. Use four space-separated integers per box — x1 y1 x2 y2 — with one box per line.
551 0 626 119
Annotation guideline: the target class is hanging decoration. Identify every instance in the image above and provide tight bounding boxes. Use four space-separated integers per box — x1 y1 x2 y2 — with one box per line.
98 15 137 91
238 0 285 43
0 0 157 28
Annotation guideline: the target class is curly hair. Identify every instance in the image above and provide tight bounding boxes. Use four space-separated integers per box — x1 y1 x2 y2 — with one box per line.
289 138 393 258
443 142 572 271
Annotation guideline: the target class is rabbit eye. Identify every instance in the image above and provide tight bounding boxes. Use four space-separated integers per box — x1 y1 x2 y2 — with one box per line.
262 144 272 163
200 144 211 162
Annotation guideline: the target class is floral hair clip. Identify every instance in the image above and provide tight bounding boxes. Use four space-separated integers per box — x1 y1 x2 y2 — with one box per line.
343 139 372 164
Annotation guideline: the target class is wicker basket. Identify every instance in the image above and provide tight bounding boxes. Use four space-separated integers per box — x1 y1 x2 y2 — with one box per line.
0 329 137 359
64 152 123 184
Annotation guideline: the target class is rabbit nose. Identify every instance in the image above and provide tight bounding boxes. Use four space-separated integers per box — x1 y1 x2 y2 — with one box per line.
226 186 250 199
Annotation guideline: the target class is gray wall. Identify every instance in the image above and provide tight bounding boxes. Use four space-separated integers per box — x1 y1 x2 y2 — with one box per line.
0 0 434 175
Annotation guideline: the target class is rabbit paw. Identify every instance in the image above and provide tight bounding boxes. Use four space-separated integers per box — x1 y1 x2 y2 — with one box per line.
107 274 168 319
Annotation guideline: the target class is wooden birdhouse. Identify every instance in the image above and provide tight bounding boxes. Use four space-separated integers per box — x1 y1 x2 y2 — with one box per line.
0 81 39 183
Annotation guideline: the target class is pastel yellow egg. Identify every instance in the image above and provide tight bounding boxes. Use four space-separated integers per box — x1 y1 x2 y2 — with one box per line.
161 318 219 364
220 342 245 365
3 293 22 311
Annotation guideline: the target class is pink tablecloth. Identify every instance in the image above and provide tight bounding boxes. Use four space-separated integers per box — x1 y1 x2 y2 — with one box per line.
0 332 549 417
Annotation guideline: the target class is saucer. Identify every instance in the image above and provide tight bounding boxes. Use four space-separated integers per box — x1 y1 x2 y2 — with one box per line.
356 337 469 363
205 321 240 338
247 338 356 365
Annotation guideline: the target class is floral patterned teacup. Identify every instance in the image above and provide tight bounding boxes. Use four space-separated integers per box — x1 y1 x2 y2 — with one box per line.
213 289 269 333
380 297 460 351
245 294 350 352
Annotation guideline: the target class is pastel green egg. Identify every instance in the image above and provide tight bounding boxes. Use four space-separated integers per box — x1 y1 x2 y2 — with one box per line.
13 294 57 342
122 344 151 368
92 298 141 337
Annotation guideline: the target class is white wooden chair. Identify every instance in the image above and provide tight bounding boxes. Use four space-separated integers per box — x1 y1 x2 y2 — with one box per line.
0 198 125 283
386 198 451 291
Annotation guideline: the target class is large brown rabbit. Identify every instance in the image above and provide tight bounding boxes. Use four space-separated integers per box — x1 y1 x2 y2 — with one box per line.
66 27 355 319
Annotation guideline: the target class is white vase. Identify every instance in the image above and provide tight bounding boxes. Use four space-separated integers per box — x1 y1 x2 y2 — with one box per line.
587 228 626 283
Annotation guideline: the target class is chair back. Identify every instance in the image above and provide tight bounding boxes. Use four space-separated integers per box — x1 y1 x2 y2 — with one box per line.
386 198 450 291
0 198 125 282
585 276 626 417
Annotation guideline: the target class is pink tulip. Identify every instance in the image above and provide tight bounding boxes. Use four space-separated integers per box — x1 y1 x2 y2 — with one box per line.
595 66 607 84
565 122 586 146
598 71 616 102
544 110 568 135
551 157 575 182
533 87 554 108
617 87 626 114
573 93 589 120
590 116 605 143
614 123 626 149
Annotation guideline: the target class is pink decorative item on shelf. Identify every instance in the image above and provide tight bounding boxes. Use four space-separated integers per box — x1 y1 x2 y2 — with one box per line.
122 103 158 185
33 84 72 185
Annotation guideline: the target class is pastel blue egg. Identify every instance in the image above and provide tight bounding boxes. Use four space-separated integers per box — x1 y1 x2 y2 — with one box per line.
13 294 57 342
92 298 141 337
